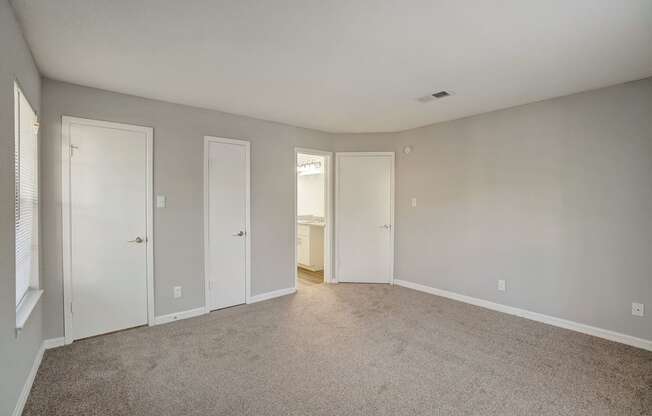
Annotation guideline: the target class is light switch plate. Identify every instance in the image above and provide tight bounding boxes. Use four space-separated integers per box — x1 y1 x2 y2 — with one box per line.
411 198 417 208
156 195 166 208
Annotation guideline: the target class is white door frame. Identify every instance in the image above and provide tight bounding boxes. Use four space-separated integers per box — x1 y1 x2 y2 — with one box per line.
294 148 333 287
203 136 251 311
61 116 155 345
334 152 395 284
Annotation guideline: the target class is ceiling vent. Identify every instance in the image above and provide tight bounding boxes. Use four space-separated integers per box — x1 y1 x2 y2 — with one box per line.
417 90 454 103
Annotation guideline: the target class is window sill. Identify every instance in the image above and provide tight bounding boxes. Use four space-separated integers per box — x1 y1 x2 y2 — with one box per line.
16 289 43 335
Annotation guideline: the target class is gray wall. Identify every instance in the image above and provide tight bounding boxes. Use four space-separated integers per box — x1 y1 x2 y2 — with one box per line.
40 79 333 339
41 78 652 343
0 1 44 415
333 79 652 341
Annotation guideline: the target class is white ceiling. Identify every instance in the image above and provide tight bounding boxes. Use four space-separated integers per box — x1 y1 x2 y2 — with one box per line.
11 0 652 133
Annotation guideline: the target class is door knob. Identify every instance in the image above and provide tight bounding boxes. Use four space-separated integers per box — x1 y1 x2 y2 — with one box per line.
128 237 144 243
232 231 245 237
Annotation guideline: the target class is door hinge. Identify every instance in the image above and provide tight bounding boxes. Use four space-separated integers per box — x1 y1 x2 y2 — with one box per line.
70 302 73 314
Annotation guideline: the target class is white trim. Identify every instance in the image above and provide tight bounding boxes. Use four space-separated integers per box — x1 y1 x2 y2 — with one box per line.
203 136 251 312
43 337 65 349
61 117 72 344
248 287 296 304
12 344 44 416
294 148 333 290
15 289 43 333
334 152 395 284
153 307 207 325
394 279 652 352
145 125 155 326
11 338 65 416
61 116 155 345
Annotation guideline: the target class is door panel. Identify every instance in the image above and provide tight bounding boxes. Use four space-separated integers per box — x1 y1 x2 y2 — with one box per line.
337 153 393 283
206 140 248 310
70 122 149 340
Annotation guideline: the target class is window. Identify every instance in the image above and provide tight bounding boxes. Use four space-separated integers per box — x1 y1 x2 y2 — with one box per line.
14 82 41 330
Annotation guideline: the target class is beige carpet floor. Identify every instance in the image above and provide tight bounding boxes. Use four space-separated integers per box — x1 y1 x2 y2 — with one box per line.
25 281 652 415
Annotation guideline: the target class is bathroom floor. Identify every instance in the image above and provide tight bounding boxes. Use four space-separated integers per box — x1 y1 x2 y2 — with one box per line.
298 267 323 285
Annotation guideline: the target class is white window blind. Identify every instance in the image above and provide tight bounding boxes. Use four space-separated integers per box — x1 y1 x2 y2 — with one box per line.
15 83 39 307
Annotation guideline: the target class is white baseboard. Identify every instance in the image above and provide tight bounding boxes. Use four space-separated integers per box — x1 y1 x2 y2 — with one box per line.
154 288 297 325
248 287 296 304
43 337 65 350
394 279 652 352
153 307 206 325
12 338 65 416
12 346 44 416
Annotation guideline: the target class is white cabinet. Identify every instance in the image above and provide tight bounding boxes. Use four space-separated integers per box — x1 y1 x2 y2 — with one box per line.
297 224 324 271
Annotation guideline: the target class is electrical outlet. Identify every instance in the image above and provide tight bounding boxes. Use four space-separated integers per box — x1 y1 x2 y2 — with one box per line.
173 286 182 299
632 302 644 317
498 280 506 292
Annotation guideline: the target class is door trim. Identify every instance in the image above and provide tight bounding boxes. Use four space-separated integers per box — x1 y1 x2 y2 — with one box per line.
203 136 251 312
334 152 395 284
61 116 155 345
294 148 333 289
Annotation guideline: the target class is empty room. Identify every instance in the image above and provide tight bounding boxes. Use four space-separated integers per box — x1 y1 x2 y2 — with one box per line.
2 1 651 415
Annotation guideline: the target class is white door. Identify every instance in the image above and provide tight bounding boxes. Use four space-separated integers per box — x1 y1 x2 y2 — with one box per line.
336 153 394 283
66 118 152 341
205 137 249 310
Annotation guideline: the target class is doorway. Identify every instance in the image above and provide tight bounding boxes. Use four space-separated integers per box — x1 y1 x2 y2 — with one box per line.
61 117 154 344
294 148 333 289
335 152 395 284
204 136 251 311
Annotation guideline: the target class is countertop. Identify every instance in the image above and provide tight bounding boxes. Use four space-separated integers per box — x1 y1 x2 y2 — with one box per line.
298 220 325 227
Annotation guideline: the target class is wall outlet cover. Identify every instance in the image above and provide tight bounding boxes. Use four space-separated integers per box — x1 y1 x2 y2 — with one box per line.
498 280 506 292
632 302 644 317
173 286 182 299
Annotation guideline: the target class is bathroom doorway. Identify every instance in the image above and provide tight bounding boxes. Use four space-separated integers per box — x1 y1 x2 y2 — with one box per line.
294 148 333 289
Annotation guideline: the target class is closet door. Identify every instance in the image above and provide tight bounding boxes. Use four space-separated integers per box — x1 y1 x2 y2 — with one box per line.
335 153 394 283
63 117 152 342
204 137 250 310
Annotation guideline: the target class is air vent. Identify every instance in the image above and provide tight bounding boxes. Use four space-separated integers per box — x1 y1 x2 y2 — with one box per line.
416 90 454 103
